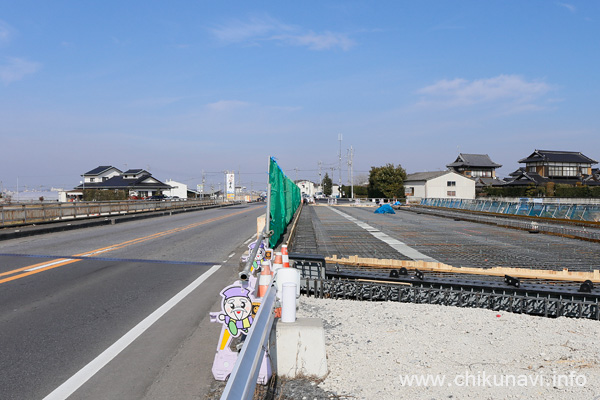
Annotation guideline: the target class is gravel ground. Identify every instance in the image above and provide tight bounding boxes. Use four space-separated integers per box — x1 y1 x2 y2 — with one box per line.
297 296 600 400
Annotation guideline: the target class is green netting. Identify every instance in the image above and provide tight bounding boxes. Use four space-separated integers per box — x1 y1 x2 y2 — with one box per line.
269 157 301 247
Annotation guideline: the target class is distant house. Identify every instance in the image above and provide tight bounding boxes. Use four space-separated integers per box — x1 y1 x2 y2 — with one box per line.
331 184 341 198
505 150 599 187
164 179 188 199
447 153 504 189
447 153 502 178
296 180 319 196
82 166 123 184
404 171 476 202
66 166 172 200
583 168 600 185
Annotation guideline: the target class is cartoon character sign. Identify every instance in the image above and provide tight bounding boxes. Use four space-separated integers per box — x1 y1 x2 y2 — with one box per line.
218 286 254 337
245 241 268 271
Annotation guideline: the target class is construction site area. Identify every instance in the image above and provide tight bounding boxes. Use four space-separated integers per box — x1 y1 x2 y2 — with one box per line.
289 203 600 320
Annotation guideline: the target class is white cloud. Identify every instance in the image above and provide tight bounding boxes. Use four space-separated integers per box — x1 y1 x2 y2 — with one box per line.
209 15 354 51
557 2 576 13
209 15 291 43
416 75 553 110
0 20 14 44
273 31 354 51
205 100 251 112
0 57 41 85
203 99 301 114
128 96 186 108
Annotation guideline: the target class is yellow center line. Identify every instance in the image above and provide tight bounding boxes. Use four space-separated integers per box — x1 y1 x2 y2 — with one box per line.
0 207 257 285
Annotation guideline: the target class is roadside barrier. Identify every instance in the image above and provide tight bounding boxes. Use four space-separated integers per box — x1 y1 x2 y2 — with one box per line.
0 198 223 227
412 205 600 242
272 252 283 272
281 245 290 268
212 157 304 398
421 197 600 223
258 260 272 298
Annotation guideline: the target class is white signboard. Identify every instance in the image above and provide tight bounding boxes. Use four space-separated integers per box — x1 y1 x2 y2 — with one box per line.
226 173 235 199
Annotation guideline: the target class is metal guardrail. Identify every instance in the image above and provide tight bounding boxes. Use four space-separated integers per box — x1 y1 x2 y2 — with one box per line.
421 198 600 222
0 199 223 227
411 205 600 242
220 277 277 400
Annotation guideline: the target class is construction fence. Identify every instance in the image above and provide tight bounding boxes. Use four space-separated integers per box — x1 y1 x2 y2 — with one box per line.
268 157 301 247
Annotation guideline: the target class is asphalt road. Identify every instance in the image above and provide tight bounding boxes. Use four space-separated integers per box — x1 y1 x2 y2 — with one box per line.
0 203 265 400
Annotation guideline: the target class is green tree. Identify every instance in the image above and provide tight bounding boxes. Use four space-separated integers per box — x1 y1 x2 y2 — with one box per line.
322 173 333 196
84 189 128 201
545 182 555 197
367 163 407 198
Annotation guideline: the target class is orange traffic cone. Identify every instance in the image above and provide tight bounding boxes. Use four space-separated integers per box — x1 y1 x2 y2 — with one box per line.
272 252 283 272
258 260 272 298
281 245 290 268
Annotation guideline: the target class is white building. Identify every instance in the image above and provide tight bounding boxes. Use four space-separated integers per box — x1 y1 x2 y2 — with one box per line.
296 180 318 196
163 179 188 199
404 171 475 203
331 184 341 198
296 180 343 198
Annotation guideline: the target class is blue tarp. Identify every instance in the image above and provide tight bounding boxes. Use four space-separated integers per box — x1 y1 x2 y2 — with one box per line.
374 204 396 214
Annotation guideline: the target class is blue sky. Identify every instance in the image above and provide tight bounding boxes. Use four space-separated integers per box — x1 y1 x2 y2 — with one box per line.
1 1 599 192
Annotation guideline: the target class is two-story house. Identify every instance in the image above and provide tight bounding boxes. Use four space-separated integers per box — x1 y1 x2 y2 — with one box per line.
82 166 123 184
446 153 504 188
69 166 172 200
505 150 599 186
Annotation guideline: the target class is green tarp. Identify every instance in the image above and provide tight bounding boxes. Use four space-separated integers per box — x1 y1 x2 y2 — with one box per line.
269 157 301 247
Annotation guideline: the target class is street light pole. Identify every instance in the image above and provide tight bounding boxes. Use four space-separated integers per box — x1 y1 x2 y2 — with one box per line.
338 134 342 196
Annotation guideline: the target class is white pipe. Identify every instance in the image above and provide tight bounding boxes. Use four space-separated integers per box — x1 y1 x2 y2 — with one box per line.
281 283 297 323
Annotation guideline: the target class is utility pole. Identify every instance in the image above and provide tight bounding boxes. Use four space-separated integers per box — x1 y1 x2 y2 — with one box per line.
224 171 228 201
201 169 206 198
318 161 322 191
338 134 343 196
347 146 354 199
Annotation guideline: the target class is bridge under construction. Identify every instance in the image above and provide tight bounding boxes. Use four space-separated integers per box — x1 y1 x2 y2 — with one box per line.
289 204 600 320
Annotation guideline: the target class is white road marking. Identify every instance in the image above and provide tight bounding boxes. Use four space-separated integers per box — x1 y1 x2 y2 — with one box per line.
42 264 222 400
25 259 75 272
244 236 254 245
25 247 119 272
228 253 235 258
81 247 117 256
329 207 439 262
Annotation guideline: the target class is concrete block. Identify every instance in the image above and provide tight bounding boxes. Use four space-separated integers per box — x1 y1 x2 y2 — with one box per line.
270 317 328 379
